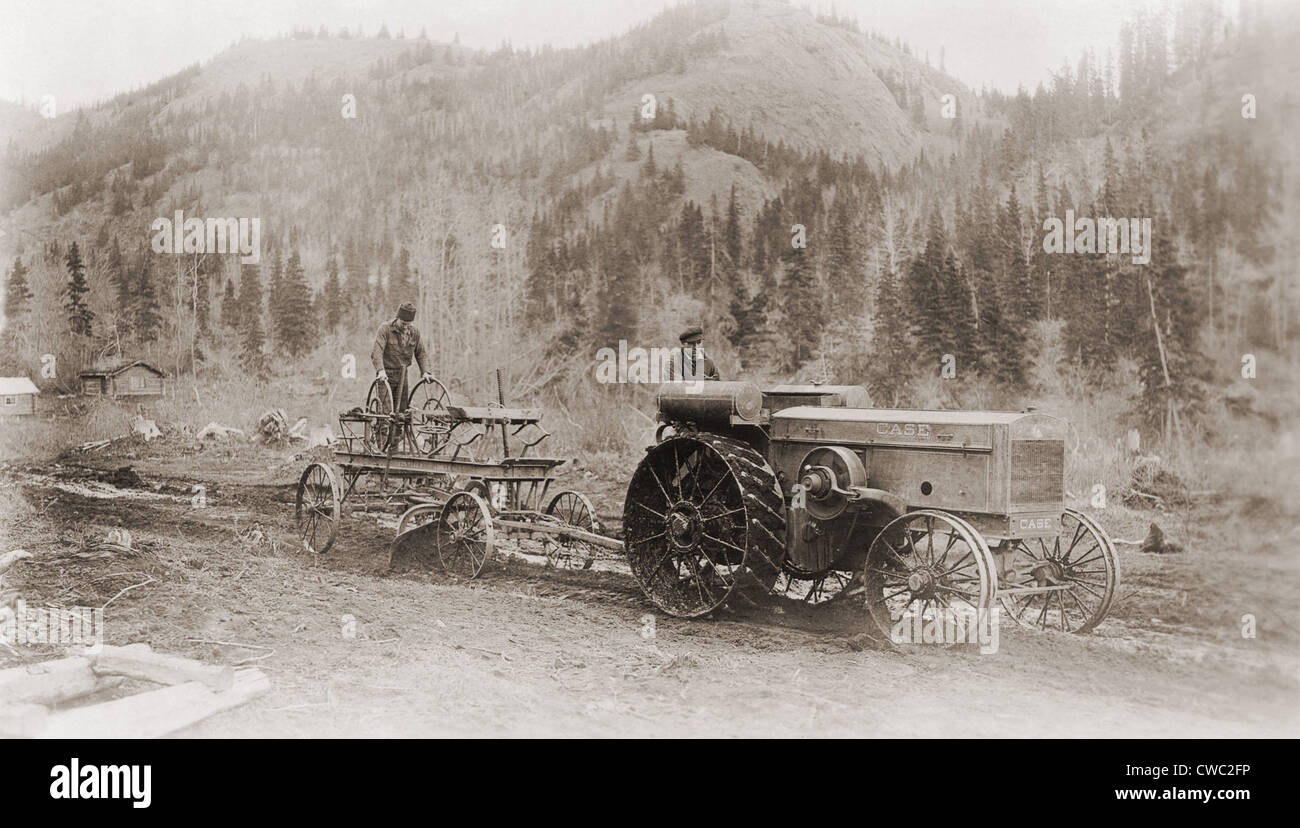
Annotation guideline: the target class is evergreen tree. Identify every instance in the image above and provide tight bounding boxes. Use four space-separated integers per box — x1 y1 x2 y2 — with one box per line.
237 263 266 374
278 250 317 357
903 211 951 362
971 263 1021 382
323 256 343 332
133 253 162 344
107 238 131 338
194 254 215 337
4 257 32 320
267 249 284 346
782 244 823 369
64 241 94 337
866 268 910 403
1062 251 1112 367
676 201 709 289
597 243 639 346
723 184 743 275
937 252 977 369
826 188 865 319
727 276 752 351
745 264 785 369
220 279 239 331
993 188 1031 381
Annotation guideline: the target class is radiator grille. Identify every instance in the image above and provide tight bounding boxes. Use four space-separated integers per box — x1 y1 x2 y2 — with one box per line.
1011 440 1064 505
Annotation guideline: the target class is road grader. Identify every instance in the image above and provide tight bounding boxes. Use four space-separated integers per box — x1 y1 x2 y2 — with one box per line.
623 380 1119 637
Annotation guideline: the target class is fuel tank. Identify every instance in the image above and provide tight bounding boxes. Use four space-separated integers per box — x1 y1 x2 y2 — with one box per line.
657 380 764 424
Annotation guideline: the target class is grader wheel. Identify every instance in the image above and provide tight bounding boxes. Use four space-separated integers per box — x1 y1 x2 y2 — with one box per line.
363 377 395 453
541 490 599 570
295 462 341 554
999 508 1119 633
623 435 785 617
407 375 453 457
436 491 495 580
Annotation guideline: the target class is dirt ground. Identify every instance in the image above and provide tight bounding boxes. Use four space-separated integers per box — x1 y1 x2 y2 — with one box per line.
1 435 1297 738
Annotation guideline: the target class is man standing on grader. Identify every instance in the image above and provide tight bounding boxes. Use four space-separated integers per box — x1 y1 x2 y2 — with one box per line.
371 301 435 411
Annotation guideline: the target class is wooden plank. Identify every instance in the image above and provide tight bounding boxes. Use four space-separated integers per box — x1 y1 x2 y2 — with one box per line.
93 644 234 692
0 657 101 705
0 702 49 737
39 669 270 739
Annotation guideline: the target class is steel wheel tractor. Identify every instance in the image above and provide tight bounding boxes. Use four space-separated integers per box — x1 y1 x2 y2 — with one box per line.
623 381 1119 637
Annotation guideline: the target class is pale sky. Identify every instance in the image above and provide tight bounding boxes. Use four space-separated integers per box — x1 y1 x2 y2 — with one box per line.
0 0 1173 110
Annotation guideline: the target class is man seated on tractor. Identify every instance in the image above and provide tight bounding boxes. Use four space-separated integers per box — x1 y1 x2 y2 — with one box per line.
668 325 721 382
371 301 435 411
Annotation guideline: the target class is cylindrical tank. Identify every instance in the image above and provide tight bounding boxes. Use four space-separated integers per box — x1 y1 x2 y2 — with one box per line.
657 380 763 424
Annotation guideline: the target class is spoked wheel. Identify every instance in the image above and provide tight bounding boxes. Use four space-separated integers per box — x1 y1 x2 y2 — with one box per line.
999 508 1119 633
864 510 997 643
436 491 495 579
363 377 395 453
622 435 785 618
772 567 856 604
295 462 341 554
542 490 599 570
389 503 440 571
408 376 453 457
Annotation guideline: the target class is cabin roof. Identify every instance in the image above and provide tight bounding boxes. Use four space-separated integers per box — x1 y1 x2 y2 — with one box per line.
78 361 167 378
0 377 40 395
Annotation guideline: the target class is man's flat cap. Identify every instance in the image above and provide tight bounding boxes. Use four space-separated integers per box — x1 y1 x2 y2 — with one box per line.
679 326 704 344
397 301 417 321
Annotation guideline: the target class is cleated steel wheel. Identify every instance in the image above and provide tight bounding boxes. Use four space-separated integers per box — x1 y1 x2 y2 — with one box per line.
295 462 341 554
436 491 495 579
542 490 599 570
623 435 785 617
864 510 997 642
999 508 1119 633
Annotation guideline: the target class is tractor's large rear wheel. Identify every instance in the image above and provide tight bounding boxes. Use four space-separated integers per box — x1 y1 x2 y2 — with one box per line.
623 435 785 617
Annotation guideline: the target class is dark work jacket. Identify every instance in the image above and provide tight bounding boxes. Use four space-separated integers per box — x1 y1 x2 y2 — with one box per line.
667 345 721 381
370 320 429 376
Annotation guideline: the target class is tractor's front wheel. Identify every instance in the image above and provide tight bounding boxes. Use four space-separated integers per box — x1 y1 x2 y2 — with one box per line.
863 510 997 644
998 508 1119 633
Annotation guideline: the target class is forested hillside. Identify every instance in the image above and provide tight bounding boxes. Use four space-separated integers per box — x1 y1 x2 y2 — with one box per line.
1 0 1296 449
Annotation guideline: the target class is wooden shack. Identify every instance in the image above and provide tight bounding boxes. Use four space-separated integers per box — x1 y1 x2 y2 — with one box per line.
79 361 167 398
0 377 40 416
